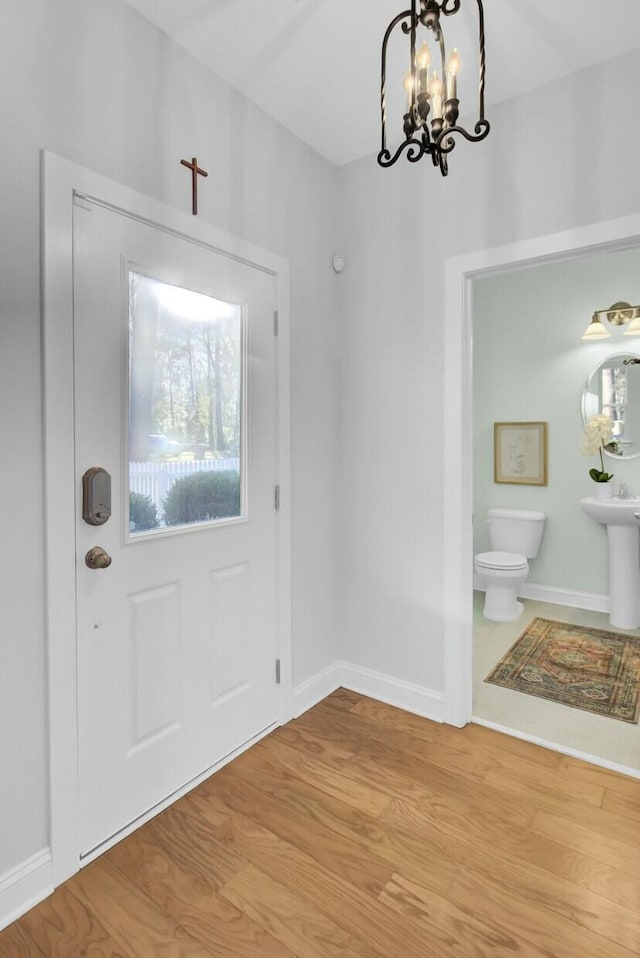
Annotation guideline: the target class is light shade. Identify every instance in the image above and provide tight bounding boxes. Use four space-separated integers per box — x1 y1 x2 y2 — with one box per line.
623 309 640 336
581 313 611 341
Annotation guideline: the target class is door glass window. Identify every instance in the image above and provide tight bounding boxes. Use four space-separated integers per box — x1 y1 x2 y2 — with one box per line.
128 272 243 536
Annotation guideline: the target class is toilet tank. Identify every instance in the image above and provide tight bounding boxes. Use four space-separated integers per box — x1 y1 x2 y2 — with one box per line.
487 508 546 558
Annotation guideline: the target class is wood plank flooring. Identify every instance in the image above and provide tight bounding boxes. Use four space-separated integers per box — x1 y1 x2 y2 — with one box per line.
2 689 640 956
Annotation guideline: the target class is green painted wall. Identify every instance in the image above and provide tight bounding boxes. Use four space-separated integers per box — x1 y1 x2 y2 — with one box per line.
473 247 640 596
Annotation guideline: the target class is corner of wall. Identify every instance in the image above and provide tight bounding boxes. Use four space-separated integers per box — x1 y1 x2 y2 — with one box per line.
291 659 444 723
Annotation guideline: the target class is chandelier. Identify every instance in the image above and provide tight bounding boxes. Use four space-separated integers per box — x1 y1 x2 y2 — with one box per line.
378 0 490 175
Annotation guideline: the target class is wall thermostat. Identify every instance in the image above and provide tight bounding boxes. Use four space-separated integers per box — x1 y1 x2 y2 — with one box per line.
332 253 346 273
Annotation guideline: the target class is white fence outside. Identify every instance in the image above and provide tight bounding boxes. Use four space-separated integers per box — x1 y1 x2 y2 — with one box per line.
130 458 240 515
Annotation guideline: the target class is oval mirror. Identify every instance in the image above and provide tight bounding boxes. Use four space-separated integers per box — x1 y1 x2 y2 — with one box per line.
582 352 640 459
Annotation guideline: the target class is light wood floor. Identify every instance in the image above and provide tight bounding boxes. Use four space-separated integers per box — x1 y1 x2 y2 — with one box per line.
3 690 640 957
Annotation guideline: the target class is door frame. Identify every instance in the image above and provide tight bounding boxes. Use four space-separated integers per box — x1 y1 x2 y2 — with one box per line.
42 150 292 885
442 210 640 728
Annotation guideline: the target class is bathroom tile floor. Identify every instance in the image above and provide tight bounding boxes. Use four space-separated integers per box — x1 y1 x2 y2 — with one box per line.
473 592 640 774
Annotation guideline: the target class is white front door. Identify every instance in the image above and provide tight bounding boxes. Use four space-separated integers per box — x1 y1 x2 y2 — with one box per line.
73 198 280 857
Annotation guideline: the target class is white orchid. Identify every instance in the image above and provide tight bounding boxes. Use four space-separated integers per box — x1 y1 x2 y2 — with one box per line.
581 414 614 483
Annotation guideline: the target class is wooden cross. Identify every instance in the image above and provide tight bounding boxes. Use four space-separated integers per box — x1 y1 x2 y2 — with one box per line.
180 156 208 215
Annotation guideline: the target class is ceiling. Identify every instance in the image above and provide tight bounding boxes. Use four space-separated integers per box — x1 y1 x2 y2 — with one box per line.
122 0 640 166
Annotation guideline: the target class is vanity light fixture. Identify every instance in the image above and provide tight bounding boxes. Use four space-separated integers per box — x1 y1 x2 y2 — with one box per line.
378 0 490 175
623 307 640 336
581 313 611 341
581 302 640 341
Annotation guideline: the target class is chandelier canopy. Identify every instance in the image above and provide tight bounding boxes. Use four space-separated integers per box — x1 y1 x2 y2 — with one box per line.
378 0 490 175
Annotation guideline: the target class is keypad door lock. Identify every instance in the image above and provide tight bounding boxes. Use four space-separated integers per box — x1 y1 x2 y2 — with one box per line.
82 467 112 526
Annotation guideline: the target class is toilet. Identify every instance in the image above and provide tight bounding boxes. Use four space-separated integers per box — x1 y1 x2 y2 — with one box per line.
474 508 546 622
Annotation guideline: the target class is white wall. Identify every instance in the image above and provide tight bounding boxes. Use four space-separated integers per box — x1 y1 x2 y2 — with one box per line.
0 0 340 878
473 250 640 596
4 0 640 901
337 50 640 687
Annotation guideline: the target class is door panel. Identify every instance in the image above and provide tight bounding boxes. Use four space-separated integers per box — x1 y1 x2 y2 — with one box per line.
209 562 252 704
73 199 279 856
128 582 182 752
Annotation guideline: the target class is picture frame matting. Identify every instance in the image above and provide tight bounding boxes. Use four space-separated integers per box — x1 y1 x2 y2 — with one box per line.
494 421 548 486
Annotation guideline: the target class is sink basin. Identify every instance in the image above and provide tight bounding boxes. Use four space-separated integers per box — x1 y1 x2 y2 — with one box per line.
580 497 640 526
580 497 640 630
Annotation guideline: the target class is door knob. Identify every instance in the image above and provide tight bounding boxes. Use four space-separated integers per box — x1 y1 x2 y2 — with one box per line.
85 546 112 569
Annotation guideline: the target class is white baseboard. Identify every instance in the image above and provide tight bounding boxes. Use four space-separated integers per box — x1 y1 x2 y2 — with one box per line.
474 579 610 614
519 582 610 614
472 716 640 781
0 848 53 932
292 660 444 724
291 662 343 717
339 661 444 722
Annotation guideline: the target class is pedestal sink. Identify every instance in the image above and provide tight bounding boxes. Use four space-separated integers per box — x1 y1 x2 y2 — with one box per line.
580 497 640 630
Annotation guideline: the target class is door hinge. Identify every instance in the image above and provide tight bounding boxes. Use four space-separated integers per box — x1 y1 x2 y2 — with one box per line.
275 659 281 684
274 310 279 336
275 485 280 511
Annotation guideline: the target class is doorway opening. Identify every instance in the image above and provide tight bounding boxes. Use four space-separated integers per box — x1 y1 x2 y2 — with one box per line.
471 247 640 775
443 210 640 782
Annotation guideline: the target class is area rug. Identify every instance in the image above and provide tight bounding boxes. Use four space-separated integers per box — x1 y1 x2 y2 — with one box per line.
485 617 640 723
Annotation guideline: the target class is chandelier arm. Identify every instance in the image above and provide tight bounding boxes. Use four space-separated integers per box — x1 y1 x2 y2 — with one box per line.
440 0 462 15
435 118 490 153
380 9 414 153
377 138 428 168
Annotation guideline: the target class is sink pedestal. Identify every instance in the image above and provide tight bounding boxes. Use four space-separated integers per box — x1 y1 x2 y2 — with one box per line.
607 525 640 630
579 497 640 631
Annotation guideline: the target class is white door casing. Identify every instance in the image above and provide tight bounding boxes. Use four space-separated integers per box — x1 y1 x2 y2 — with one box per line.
42 152 291 885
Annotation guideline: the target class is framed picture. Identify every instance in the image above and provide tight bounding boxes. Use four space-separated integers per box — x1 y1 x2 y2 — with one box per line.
494 421 548 486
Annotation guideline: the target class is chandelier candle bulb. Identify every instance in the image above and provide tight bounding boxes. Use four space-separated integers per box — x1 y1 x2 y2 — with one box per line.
404 70 414 111
430 71 443 119
447 48 460 100
417 42 431 94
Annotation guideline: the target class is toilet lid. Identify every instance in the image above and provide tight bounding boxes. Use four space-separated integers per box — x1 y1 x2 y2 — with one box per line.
475 551 528 570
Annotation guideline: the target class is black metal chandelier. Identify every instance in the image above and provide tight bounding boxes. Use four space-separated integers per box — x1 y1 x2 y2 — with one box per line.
378 0 490 175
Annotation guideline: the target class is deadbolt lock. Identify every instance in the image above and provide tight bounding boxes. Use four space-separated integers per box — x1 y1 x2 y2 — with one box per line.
82 467 112 526
85 546 112 570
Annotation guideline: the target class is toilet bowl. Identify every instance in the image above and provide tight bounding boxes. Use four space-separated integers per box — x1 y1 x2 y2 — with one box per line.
474 508 546 622
474 551 529 622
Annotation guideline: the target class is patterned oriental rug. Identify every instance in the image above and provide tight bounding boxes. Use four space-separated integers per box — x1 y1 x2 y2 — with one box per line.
485 617 640 723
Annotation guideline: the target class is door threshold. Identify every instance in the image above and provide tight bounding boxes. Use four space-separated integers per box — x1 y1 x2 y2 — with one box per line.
471 715 640 780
